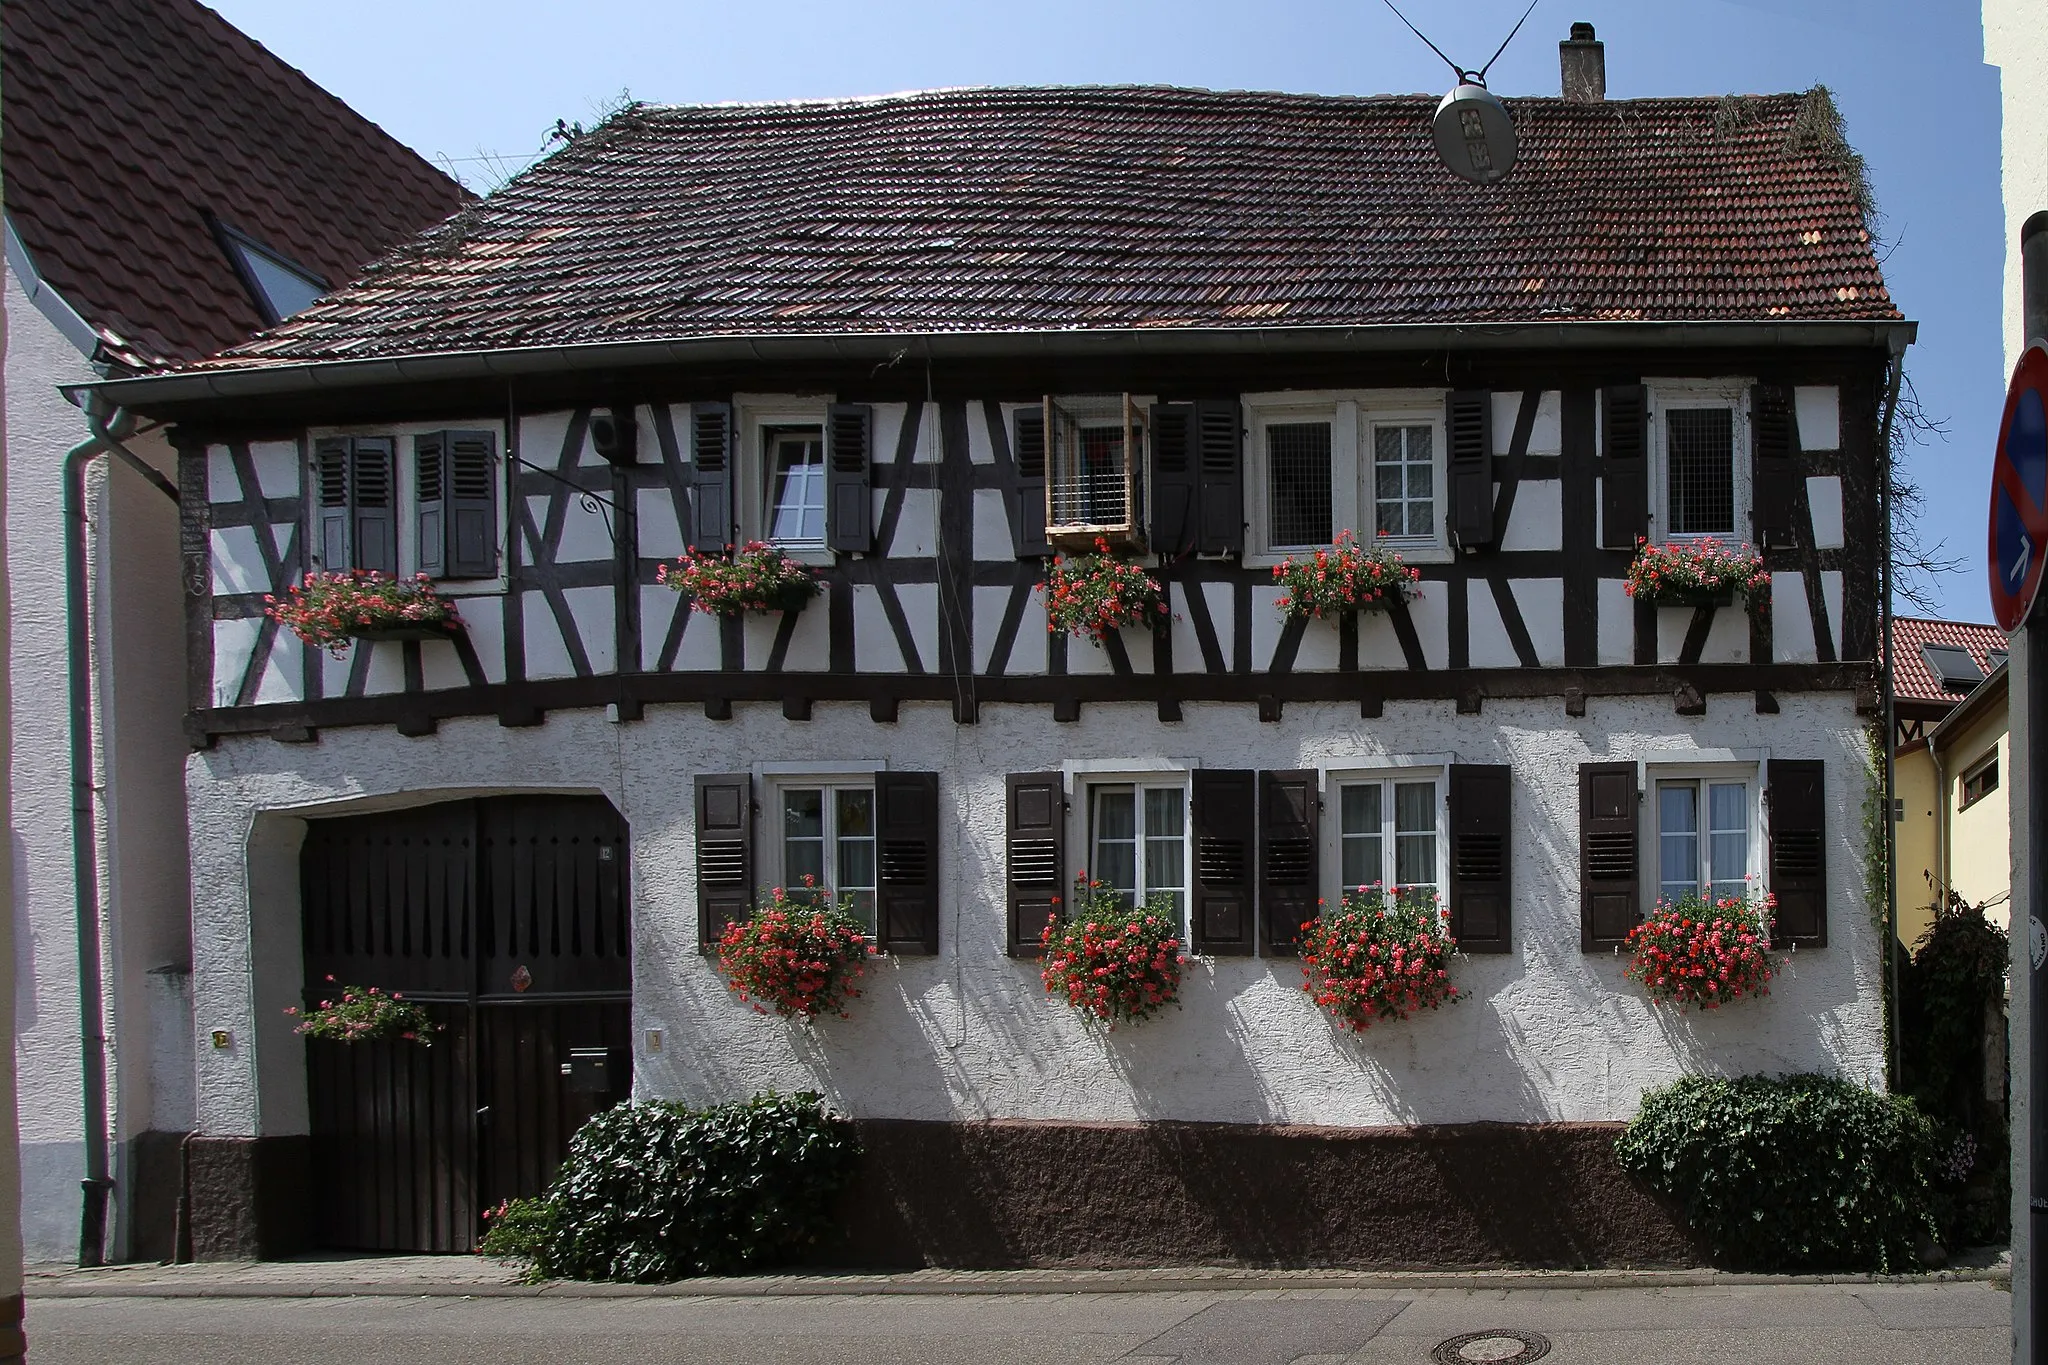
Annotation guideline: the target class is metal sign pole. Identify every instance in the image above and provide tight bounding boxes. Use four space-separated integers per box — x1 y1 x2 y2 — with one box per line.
2022 208 2048 1365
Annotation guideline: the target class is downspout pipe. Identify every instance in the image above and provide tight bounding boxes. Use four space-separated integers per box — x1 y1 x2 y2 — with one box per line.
1875 344 1906 1091
63 394 175 1267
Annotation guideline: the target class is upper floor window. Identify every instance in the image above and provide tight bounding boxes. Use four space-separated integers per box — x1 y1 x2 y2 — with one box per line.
212 216 328 325
1044 394 1148 550
1247 393 1447 559
310 429 500 582
1649 383 1750 543
1959 752 2000 811
765 427 827 545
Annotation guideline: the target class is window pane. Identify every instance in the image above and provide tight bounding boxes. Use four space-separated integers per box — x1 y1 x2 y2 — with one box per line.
1394 782 1436 834
782 789 825 893
1079 426 1126 524
1092 788 1137 898
1339 784 1383 892
836 789 876 894
1393 782 1436 889
1266 422 1333 547
1142 788 1185 909
1707 782 1747 899
1666 408 1734 536
769 434 826 542
1657 782 1698 902
783 789 824 838
1373 425 1434 539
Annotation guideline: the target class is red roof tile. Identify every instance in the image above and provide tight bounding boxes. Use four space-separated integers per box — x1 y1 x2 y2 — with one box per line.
197 85 1899 370
2 0 469 368
1891 617 2008 706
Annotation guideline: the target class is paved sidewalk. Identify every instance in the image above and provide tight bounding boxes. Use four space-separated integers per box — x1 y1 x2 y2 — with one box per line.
26 1250 2012 1298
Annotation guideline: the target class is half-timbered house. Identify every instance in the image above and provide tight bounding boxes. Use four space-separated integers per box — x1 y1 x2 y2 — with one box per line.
86 32 1912 1265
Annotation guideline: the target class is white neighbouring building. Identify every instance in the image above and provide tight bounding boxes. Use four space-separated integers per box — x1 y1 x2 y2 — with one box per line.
90 31 1910 1264
1 0 465 1263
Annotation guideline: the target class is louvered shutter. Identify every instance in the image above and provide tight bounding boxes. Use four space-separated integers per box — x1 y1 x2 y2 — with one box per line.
825 402 873 554
1149 403 1198 557
694 773 753 953
1011 405 1051 557
448 429 499 578
414 433 447 579
876 772 939 955
1766 759 1827 947
314 437 352 571
350 436 397 576
1259 770 1319 956
688 401 734 552
1599 386 1649 549
1446 390 1495 550
1194 399 1244 556
1751 384 1798 549
1448 765 1512 953
1579 761 1640 949
1005 773 1064 956
1192 769 1256 956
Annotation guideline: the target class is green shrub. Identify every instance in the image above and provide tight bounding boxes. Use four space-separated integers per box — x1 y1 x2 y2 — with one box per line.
1615 1073 1940 1273
485 1092 858 1283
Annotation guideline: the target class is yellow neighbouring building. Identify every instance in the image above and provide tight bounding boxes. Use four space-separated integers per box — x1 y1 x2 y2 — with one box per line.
1892 616 2011 950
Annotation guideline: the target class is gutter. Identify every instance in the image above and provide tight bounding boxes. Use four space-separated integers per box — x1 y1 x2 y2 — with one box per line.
5 216 105 363
66 318 1920 413
62 395 178 1267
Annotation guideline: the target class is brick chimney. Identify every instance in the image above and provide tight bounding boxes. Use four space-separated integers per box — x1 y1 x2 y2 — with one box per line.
1560 22 1605 102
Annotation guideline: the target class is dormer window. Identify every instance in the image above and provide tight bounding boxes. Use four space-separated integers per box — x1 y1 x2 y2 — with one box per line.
212 216 328 324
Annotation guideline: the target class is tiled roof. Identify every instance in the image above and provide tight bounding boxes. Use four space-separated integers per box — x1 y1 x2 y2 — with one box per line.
1892 617 2008 706
200 85 1899 370
2 0 468 369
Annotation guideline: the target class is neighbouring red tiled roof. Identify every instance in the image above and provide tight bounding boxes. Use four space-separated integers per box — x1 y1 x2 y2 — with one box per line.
195 85 1899 371
2 0 468 369
1892 617 2008 706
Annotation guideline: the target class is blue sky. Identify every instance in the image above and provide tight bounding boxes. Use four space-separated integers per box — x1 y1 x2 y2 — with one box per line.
215 0 2004 619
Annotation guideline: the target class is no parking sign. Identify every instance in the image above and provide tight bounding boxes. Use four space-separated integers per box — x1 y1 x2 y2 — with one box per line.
1991 345 2048 632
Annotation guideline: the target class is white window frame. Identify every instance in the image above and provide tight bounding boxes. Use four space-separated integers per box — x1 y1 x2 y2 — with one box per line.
1322 765 1448 907
1645 761 1763 909
762 774 880 932
304 423 510 596
1646 379 1753 545
1077 772 1191 933
734 394 833 563
1243 390 1451 566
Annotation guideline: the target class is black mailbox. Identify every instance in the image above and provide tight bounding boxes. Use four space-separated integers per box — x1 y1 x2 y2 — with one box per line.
562 1047 612 1095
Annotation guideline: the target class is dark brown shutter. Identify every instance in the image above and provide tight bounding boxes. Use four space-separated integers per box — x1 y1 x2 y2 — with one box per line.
414 432 446 579
1579 761 1640 950
688 401 733 552
876 771 939 955
447 429 499 579
350 436 397 575
1448 764 1512 953
1192 768 1256 955
1005 773 1064 956
1011 404 1051 557
1148 403 1198 557
1767 759 1827 947
1599 385 1649 549
825 402 873 554
314 436 352 571
1446 390 1495 550
1194 399 1244 556
1259 769 1318 956
694 773 753 953
1751 384 1798 549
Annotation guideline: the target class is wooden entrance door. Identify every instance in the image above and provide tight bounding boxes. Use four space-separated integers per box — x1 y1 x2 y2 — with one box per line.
300 796 631 1252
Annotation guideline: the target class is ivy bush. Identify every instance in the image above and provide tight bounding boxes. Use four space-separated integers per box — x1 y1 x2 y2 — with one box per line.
1615 1074 1939 1273
478 1092 858 1282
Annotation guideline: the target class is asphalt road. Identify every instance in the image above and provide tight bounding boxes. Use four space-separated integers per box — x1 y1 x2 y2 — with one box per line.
26 1281 2012 1365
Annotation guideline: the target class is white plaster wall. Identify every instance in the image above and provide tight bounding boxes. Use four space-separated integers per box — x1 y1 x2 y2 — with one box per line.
1990 0 2048 367
185 692 1882 1139
7 264 193 1260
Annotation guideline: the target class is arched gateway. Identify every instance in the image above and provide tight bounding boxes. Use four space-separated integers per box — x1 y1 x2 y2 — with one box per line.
298 795 631 1252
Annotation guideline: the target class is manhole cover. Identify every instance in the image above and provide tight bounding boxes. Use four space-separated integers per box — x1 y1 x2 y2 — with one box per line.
1430 1329 1551 1365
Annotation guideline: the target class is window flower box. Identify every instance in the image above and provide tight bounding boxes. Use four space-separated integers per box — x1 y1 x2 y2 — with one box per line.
660 542 822 618
1041 538 1168 644
1624 538 1767 611
1298 884 1459 1031
286 975 437 1046
265 571 463 658
1271 529 1421 620
1038 876 1186 1028
716 880 875 1021
1623 893 1779 1010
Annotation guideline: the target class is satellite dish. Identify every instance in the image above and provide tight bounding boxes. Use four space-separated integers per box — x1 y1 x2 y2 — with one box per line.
1433 79 1518 185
